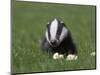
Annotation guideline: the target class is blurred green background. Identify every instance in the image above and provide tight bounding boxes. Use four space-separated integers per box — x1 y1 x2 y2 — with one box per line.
12 1 96 73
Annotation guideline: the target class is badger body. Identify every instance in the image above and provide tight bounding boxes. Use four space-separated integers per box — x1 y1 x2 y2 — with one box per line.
42 18 77 59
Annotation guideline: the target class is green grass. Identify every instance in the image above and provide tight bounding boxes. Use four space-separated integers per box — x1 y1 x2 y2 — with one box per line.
11 1 96 73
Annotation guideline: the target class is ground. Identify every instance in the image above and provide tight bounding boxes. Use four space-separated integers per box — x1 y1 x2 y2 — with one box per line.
12 1 96 74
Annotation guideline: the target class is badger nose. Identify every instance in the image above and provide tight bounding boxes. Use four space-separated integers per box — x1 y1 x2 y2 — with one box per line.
51 40 57 45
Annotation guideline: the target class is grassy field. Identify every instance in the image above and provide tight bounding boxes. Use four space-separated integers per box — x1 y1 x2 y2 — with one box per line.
11 1 96 74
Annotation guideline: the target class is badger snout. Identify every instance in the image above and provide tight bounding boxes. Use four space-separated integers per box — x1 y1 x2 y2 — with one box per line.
51 40 56 44
51 40 57 45
50 39 59 47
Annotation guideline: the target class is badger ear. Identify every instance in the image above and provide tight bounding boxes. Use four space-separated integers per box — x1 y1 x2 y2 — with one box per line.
46 22 50 28
61 21 66 26
47 22 50 25
61 21 64 23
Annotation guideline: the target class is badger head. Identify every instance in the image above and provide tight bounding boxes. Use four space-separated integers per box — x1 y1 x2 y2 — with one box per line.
45 18 68 47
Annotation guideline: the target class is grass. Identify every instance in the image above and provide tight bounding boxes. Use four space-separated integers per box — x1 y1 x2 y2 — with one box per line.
11 1 96 74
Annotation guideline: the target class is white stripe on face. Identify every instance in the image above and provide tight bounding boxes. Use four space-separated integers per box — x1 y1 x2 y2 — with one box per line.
45 30 53 46
50 18 58 40
59 27 68 41
45 30 50 43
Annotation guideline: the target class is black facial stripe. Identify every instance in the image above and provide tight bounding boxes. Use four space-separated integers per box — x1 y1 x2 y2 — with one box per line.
56 21 63 40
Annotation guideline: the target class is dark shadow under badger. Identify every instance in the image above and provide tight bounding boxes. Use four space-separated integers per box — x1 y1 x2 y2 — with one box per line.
42 18 77 60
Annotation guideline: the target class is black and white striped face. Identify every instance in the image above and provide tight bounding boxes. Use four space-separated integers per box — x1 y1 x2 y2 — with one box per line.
45 18 68 47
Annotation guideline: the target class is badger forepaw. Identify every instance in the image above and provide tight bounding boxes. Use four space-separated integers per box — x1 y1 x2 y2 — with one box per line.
53 52 64 60
66 54 78 61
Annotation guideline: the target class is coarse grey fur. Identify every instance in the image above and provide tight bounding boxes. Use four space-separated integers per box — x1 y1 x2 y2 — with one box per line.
41 18 77 56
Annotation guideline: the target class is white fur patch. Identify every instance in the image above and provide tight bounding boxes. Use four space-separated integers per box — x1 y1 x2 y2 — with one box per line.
59 27 68 41
53 52 59 59
50 18 58 41
45 30 54 46
61 21 64 23
66 54 78 61
45 30 49 42
53 52 64 60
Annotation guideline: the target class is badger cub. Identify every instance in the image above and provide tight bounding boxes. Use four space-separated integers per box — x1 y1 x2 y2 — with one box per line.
42 18 78 60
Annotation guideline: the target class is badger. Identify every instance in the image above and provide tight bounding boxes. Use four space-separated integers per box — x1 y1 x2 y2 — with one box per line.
42 18 78 60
